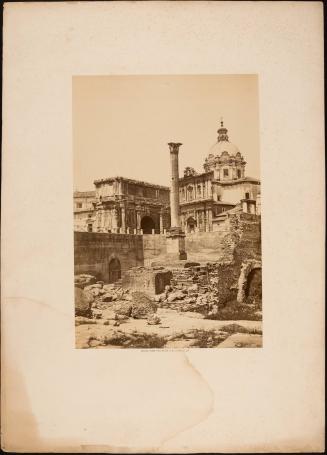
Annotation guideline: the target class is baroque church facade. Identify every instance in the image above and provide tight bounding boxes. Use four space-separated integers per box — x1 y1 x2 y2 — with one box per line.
179 121 260 232
74 121 260 234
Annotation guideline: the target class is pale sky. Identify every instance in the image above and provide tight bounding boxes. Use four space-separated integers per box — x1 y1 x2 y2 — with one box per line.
73 75 260 191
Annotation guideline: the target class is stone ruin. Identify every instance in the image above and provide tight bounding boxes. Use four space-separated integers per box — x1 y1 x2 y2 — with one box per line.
74 210 262 327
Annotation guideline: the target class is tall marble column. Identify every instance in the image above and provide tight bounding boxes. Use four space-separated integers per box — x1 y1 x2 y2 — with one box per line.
166 143 187 260
168 142 181 228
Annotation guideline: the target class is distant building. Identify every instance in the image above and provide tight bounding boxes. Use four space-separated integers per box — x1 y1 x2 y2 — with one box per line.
73 120 260 233
73 191 96 232
92 177 170 233
179 121 260 232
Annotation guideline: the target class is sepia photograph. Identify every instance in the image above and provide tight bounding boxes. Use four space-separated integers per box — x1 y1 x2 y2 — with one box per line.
73 75 262 349
2 2 324 452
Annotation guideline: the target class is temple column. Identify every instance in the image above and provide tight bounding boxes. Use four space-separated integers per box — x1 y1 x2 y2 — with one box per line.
166 143 187 260
169 143 181 228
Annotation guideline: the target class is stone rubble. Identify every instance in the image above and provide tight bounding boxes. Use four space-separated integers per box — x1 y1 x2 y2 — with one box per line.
74 265 262 349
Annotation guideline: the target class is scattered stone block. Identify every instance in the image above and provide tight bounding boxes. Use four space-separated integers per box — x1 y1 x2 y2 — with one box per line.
113 301 132 317
75 287 94 316
147 314 161 325
102 293 113 302
130 291 157 319
167 290 186 302
74 274 97 289
122 267 173 295
84 283 103 290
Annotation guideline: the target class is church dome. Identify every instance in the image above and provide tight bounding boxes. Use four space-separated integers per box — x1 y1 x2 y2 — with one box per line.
209 140 240 157
207 119 240 157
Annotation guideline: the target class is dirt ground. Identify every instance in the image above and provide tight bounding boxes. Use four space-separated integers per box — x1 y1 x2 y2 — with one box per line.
75 308 262 349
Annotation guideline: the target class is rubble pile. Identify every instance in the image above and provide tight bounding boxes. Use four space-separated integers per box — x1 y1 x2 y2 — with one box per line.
74 274 159 325
74 263 262 330
155 283 212 314
153 263 262 320
74 274 262 349
74 274 97 289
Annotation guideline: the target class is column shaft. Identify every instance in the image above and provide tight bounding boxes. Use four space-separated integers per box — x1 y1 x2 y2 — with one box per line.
169 146 181 228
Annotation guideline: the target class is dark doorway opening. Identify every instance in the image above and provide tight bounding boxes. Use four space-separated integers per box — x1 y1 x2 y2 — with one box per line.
141 216 155 234
108 258 121 283
186 217 197 233
245 268 262 306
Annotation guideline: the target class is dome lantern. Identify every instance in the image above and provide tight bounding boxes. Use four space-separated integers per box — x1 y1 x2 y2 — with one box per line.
217 118 229 142
203 119 246 180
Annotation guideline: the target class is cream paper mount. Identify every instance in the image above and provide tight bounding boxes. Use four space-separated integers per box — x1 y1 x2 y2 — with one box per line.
1 1 324 453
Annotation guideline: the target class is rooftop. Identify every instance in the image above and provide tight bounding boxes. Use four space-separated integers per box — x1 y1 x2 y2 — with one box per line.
94 176 169 190
73 191 96 198
218 176 260 185
179 171 214 182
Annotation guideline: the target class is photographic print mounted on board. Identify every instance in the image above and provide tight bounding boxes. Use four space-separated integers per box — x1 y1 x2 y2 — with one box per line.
73 75 262 349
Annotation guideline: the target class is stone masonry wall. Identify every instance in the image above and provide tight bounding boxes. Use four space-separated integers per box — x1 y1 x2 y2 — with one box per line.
142 234 167 265
185 220 236 262
74 212 261 305
74 232 144 282
122 266 173 295
207 213 262 305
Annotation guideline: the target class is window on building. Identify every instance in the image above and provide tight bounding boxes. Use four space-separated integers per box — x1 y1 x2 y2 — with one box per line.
245 192 250 199
222 207 226 212
217 195 221 201
223 169 229 177
237 169 241 178
87 224 93 232
76 202 82 209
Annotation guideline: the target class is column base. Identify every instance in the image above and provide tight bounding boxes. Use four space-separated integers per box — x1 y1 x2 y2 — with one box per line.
166 227 187 260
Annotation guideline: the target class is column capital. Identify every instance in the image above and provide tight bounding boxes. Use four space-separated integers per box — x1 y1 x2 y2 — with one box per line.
168 142 183 154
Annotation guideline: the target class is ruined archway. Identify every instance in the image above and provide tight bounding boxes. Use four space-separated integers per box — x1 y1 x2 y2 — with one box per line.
245 268 262 305
237 260 262 305
186 217 197 233
108 257 121 284
141 216 155 234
